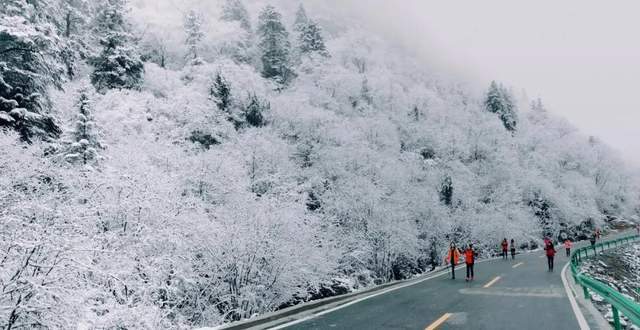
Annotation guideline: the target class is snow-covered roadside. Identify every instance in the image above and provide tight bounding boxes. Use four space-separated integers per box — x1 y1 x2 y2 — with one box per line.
580 244 640 329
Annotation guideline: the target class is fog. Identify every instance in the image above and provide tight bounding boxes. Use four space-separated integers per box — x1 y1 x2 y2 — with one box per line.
316 0 640 166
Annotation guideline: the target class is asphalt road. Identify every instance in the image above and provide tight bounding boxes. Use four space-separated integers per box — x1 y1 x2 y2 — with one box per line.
281 250 579 330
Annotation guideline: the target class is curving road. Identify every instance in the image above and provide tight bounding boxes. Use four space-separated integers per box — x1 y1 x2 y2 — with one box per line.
274 250 582 330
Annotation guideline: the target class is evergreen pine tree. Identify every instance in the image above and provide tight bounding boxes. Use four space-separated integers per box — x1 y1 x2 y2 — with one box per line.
257 5 294 86
210 72 231 113
440 175 453 206
183 9 205 65
293 4 309 33
530 98 546 113
0 1 65 142
65 88 101 165
484 81 518 132
244 94 268 127
90 0 144 93
298 21 329 56
221 0 251 31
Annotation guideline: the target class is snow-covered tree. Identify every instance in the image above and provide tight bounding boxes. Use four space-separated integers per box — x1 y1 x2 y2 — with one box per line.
293 3 309 33
0 5 64 142
64 87 101 165
90 0 144 93
221 0 251 31
531 97 546 113
183 9 204 65
244 93 268 127
484 81 518 132
257 5 293 86
440 175 453 207
298 21 329 56
210 72 231 113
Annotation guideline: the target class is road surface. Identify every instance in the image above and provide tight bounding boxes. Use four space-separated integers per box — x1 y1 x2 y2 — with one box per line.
277 250 581 330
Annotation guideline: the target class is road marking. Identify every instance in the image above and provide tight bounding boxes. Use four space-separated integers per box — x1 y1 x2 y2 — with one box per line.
483 276 501 288
512 262 524 268
561 262 589 329
424 313 452 330
539 254 545 258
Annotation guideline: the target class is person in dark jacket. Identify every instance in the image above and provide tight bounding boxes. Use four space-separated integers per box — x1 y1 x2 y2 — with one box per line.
590 233 597 254
545 240 556 271
510 239 516 260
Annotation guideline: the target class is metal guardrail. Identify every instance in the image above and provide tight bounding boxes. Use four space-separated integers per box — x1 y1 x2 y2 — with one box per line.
570 234 640 329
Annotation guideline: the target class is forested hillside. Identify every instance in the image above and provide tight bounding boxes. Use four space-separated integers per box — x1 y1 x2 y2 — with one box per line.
1 0 638 328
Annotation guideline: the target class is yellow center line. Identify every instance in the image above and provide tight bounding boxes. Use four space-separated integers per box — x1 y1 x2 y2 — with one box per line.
512 262 524 268
425 313 452 330
483 276 501 288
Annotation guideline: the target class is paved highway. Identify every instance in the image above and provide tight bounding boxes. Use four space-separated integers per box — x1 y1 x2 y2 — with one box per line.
276 250 582 330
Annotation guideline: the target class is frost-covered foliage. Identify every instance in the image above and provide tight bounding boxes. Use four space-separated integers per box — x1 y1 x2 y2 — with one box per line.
221 0 251 32
1 1 639 329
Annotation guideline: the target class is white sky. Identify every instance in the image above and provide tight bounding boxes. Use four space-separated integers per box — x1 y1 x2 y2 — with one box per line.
319 0 640 166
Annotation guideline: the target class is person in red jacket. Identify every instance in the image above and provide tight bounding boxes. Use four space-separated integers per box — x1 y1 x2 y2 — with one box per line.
464 244 476 281
501 238 508 260
445 242 461 280
545 240 556 271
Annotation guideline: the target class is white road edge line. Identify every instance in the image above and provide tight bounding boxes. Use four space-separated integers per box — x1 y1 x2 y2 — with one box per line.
561 262 589 330
512 262 524 269
267 259 496 329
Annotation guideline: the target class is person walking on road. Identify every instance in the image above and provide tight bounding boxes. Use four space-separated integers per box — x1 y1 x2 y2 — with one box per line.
501 238 508 260
545 240 556 271
590 233 597 254
464 244 476 281
564 239 573 257
595 228 601 240
510 239 516 260
445 243 460 280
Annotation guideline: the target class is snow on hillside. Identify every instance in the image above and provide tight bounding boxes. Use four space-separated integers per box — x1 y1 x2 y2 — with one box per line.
1 0 639 328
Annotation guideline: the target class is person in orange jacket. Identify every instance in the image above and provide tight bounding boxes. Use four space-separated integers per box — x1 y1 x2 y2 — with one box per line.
464 244 476 281
564 239 573 257
445 242 461 280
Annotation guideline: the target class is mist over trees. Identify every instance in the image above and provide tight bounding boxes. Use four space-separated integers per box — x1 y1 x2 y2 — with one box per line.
1 0 639 328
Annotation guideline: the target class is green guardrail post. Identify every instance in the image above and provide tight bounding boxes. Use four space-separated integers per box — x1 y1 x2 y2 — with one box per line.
612 306 621 330
583 285 591 299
